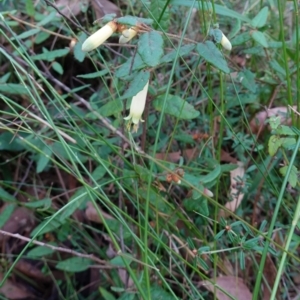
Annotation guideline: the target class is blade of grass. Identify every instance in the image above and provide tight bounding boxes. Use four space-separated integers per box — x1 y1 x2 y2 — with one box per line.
253 137 300 299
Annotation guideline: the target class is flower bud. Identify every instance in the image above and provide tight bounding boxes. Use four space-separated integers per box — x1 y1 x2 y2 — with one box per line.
203 188 214 198
220 33 232 51
124 81 149 132
119 27 138 44
82 21 117 52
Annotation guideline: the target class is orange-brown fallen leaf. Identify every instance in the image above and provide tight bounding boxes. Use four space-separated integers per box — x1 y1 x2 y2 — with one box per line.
203 276 252 300
232 55 247 67
192 132 210 141
0 206 34 243
85 201 114 224
16 260 51 283
183 148 199 161
55 0 90 17
226 161 245 213
219 162 245 217
0 273 34 299
250 106 296 133
257 254 278 300
155 151 181 163
92 0 122 19
220 150 237 164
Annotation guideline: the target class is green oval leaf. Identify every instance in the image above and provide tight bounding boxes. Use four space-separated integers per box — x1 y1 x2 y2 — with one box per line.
268 135 282 156
237 69 257 93
51 61 63 75
110 254 133 267
170 1 251 23
116 16 153 26
115 54 146 78
231 32 251 46
98 99 123 117
184 197 209 216
101 14 117 23
150 285 175 300
99 288 117 300
122 70 150 99
279 165 298 188
56 257 93 272
27 246 55 257
36 144 52 173
74 32 87 63
24 197 52 208
15 28 40 40
198 164 221 183
25 0 35 16
251 7 269 28
153 94 200 119
160 44 195 63
150 0 170 31
0 187 17 202
196 41 230 73
276 125 296 136
30 219 64 237
0 132 27 151
77 70 109 79
210 28 223 43
137 31 164 67
32 48 70 61
0 83 29 95
0 204 15 228
251 31 268 48
281 137 296 150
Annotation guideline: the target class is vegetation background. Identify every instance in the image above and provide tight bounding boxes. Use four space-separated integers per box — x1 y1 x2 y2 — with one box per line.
0 0 299 299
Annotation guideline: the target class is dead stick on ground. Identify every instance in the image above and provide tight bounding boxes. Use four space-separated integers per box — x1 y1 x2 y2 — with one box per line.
0 229 106 265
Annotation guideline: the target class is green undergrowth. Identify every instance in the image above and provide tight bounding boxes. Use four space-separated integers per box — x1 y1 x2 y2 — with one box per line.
0 0 299 299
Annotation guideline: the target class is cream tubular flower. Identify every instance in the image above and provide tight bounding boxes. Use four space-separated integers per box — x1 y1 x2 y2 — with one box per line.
82 21 117 52
220 32 232 51
119 27 138 44
124 81 149 132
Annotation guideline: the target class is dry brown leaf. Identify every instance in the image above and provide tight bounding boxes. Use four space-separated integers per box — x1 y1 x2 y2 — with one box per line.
85 201 114 223
91 0 121 19
118 268 134 287
55 0 90 17
220 150 237 164
155 151 181 163
89 268 102 295
0 206 34 242
232 55 247 67
15 260 51 283
225 161 245 213
250 106 295 133
257 254 278 300
0 273 33 300
183 148 200 161
220 257 235 276
203 276 252 300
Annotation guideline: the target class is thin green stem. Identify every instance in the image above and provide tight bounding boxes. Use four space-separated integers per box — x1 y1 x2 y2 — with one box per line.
144 2 197 298
252 137 300 299
277 0 293 119
270 195 300 299
213 72 225 300
293 0 300 126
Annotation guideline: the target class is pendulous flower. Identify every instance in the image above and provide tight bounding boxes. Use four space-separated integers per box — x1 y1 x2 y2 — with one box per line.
82 21 118 52
119 27 138 44
220 32 232 51
124 81 149 132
